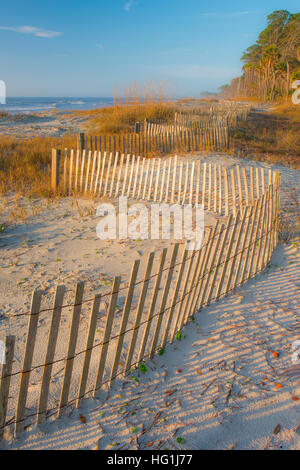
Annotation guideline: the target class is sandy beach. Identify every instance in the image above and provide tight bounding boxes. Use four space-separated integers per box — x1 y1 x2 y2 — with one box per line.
3 241 299 451
1 0 300 454
0 98 208 138
0 110 91 138
0 151 299 450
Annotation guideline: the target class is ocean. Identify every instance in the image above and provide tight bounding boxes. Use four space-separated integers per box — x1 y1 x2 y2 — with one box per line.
0 97 114 114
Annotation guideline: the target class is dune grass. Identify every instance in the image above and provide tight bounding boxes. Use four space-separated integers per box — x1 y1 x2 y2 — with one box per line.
0 135 76 197
87 102 176 134
1 99 298 204
231 104 300 167
0 102 176 198
271 104 300 122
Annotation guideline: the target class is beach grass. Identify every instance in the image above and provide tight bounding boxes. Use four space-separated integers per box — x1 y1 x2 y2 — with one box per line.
86 102 177 134
230 104 300 167
0 135 76 197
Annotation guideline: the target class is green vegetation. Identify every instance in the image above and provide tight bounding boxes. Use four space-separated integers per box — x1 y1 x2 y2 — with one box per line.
176 331 182 341
221 10 300 101
138 363 148 373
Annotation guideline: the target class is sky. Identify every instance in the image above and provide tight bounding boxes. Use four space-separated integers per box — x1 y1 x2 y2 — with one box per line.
0 0 299 97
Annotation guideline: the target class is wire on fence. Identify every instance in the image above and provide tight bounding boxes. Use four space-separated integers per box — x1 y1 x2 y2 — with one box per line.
8 204 270 319
0 218 275 432
1 219 276 383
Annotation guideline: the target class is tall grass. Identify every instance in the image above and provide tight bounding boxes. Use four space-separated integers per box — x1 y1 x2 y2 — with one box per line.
82 80 177 133
271 104 300 122
113 80 172 106
231 104 300 167
88 102 177 134
0 100 176 197
0 135 76 196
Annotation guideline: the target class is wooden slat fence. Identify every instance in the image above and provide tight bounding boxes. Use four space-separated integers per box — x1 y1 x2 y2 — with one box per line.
144 120 229 134
55 149 272 218
76 125 229 156
0 164 280 443
174 105 251 128
73 101 254 157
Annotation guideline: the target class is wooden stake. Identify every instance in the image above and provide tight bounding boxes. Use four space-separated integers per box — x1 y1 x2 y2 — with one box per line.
109 152 119 197
162 247 188 346
51 149 61 192
15 290 42 435
109 261 140 384
124 253 154 374
115 153 125 197
58 282 84 416
76 294 101 406
150 244 179 357
94 277 121 396
0 336 15 440
137 249 167 363
69 149 74 195
37 285 65 425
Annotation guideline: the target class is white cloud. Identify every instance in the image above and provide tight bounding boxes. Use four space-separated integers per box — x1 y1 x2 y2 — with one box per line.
0 25 62 38
97 44 104 49
124 0 138 12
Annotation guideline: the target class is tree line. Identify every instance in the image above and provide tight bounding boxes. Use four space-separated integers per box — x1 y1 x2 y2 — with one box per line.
221 10 300 101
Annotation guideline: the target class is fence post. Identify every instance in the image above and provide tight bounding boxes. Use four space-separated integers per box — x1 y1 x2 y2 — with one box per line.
124 252 155 375
162 248 188 347
51 149 61 192
193 223 218 312
15 290 42 436
76 294 101 406
58 282 85 417
197 222 225 310
37 285 65 426
0 336 15 441
234 205 254 287
150 244 179 357
109 261 140 385
94 277 121 396
79 133 85 153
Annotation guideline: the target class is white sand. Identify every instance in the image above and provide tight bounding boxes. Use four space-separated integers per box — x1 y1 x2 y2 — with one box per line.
0 152 299 450
0 111 90 137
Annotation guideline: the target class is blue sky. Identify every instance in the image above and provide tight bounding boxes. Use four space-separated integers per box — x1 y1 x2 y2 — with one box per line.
0 0 299 97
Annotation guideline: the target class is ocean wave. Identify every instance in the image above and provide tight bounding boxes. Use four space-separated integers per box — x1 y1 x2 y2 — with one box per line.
2 97 114 114
4 105 56 112
66 100 85 105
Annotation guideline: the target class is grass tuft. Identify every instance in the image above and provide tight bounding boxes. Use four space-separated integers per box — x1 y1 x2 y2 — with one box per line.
87 103 176 134
0 135 76 196
230 105 300 167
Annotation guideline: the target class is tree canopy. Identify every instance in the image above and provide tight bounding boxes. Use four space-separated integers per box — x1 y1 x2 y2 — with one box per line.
222 10 300 100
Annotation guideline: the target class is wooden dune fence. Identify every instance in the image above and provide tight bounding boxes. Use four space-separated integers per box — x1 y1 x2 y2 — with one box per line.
0 165 280 443
53 148 274 220
143 120 229 135
174 113 231 129
139 103 250 134
75 124 229 157
174 106 251 128
74 102 250 156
